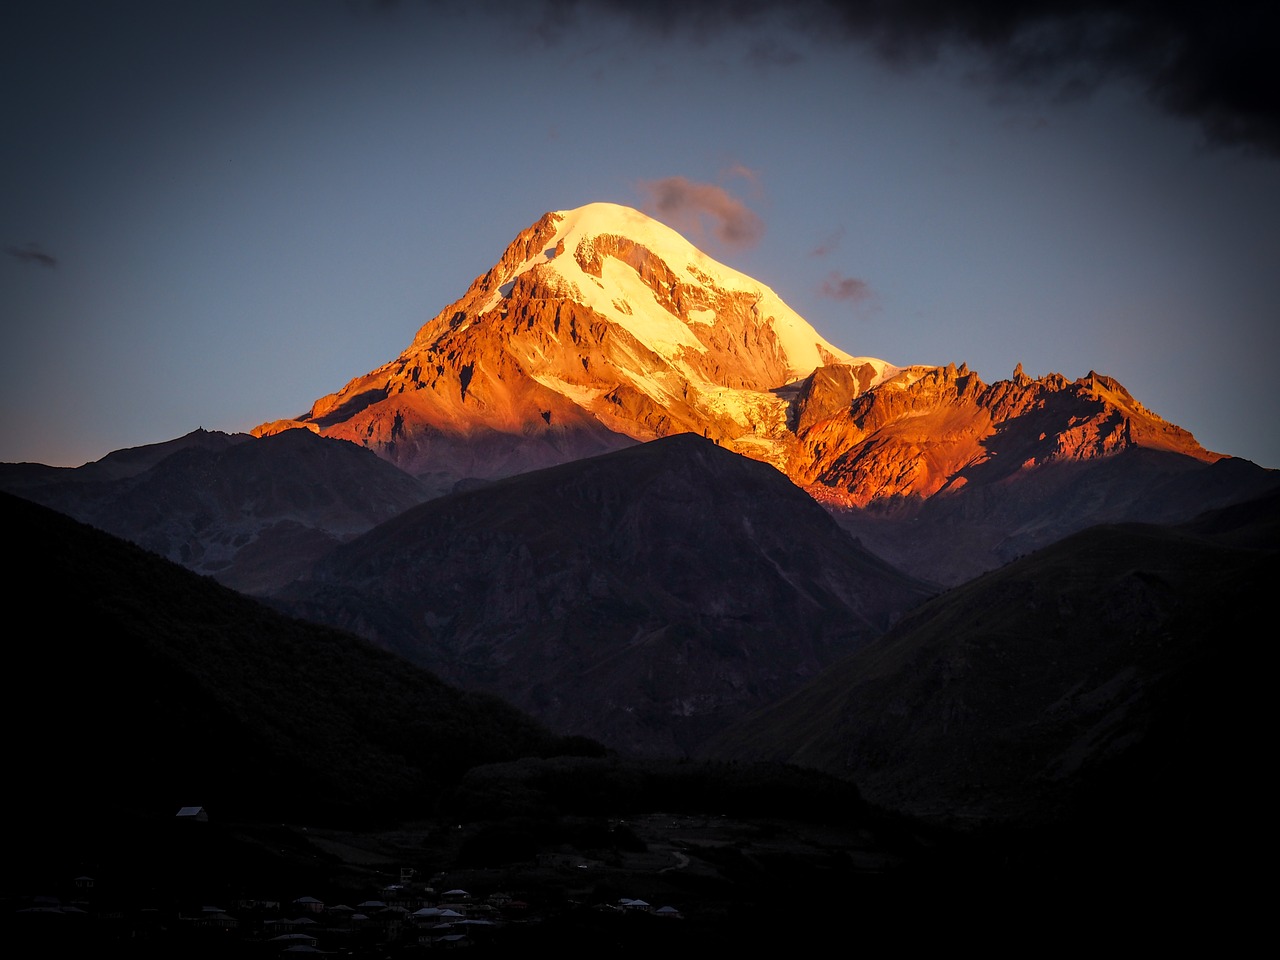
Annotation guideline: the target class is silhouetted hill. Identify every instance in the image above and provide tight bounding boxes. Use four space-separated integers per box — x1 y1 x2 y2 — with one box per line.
3 490 575 831
273 434 936 755
707 490 1279 841
826 443 1280 585
0 428 431 593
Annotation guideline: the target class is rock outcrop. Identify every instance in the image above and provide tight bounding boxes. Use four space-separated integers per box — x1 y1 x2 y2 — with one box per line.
792 362 1215 509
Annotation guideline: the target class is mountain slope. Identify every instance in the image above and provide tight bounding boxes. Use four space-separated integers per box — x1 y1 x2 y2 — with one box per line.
0 427 432 593
272 434 936 756
795 362 1213 503
704 491 1280 828
803 363 1280 583
3 490 573 827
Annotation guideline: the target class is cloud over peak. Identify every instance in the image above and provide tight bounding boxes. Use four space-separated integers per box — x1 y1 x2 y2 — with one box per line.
820 271 871 303
636 176 765 250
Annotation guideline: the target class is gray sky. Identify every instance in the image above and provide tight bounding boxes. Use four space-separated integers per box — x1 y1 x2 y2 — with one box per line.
3 0 1277 467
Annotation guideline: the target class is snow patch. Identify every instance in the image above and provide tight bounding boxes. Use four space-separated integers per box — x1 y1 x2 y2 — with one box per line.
686 308 715 325
529 374 606 410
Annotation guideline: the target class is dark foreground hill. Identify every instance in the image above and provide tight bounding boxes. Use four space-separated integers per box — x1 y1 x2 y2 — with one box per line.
0 491 968 949
3 490 1257 948
3 489 574 831
706 488 1280 861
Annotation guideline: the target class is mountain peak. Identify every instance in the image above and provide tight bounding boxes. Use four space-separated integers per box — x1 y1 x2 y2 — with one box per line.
256 203 897 491
435 201 866 382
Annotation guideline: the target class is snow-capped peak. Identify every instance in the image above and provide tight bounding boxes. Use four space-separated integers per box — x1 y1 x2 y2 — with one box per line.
260 201 902 489
477 202 893 385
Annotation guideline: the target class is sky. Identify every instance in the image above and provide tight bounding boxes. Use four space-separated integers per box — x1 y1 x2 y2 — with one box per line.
3 0 1278 469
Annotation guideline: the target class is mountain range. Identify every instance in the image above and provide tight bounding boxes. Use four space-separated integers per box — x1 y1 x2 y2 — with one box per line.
247 202 1274 585
4 201 1277 833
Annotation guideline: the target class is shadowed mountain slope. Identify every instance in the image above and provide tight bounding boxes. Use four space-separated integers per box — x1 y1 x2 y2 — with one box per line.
826 441 1280 585
705 491 1279 833
272 434 936 756
3 490 574 829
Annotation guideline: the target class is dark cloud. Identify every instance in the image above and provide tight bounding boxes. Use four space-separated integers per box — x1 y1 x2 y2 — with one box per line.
637 177 765 249
820 271 871 302
6 243 57 268
523 0 1280 158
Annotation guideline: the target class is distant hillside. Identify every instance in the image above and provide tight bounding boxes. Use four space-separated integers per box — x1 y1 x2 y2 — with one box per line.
0 428 432 593
3 490 576 829
706 490 1279 835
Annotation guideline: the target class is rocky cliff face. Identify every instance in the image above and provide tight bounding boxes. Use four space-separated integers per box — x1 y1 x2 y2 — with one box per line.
785 361 1265 584
792 361 1215 509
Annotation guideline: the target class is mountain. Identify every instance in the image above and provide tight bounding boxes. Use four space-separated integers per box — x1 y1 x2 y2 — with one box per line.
3 489 576 829
800 363 1280 583
251 203 1274 585
254 202 895 495
0 427 432 593
794 362 1212 502
704 488 1280 832
271 434 936 757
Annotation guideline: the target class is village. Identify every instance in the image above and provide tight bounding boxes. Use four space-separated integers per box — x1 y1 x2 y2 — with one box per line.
5 806 709 955
8 868 687 954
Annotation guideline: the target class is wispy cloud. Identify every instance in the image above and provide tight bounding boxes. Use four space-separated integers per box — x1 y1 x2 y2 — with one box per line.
810 228 844 258
722 162 760 188
820 271 871 303
6 243 57 269
636 176 765 249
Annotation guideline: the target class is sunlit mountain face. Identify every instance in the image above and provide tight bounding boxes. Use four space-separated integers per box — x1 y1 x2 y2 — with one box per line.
253 202 898 494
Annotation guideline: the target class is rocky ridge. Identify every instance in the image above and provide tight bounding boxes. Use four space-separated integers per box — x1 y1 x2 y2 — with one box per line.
793 360 1213 508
